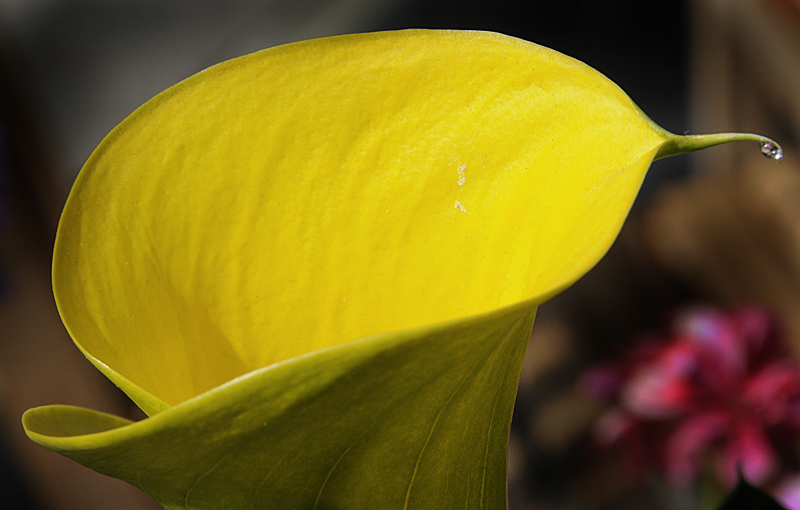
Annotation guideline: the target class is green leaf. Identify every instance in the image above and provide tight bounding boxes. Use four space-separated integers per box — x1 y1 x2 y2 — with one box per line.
22 29 779 509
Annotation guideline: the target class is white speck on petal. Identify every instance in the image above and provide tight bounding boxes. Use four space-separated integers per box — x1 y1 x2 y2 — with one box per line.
457 163 467 186
455 200 467 213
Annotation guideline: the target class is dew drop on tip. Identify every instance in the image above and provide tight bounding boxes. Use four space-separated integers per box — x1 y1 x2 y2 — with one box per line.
760 141 783 160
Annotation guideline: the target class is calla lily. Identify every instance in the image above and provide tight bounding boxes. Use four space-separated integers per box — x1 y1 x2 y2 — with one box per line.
22 29 779 509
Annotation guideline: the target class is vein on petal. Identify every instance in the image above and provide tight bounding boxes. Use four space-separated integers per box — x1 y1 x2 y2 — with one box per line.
311 402 394 510
251 450 294 510
184 450 233 509
402 384 460 510
480 378 503 510
403 315 526 510
480 315 528 510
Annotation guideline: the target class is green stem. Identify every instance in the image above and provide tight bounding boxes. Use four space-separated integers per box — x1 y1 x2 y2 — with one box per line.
654 132 782 161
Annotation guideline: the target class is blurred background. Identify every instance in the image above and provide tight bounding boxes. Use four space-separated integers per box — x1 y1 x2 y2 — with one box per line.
0 0 797 509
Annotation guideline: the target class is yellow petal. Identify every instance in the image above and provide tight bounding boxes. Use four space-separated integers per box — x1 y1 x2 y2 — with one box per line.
53 30 668 409
54 28 782 412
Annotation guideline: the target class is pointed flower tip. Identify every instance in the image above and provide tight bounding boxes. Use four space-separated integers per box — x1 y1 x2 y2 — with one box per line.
654 132 783 161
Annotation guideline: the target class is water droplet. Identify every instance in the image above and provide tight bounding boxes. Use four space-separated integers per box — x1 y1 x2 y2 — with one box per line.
760 141 783 160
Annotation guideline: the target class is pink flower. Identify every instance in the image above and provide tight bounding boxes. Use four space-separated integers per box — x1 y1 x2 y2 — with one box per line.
775 473 800 510
582 307 800 488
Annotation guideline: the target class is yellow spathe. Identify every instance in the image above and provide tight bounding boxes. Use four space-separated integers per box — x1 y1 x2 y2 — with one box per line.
53 30 664 412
